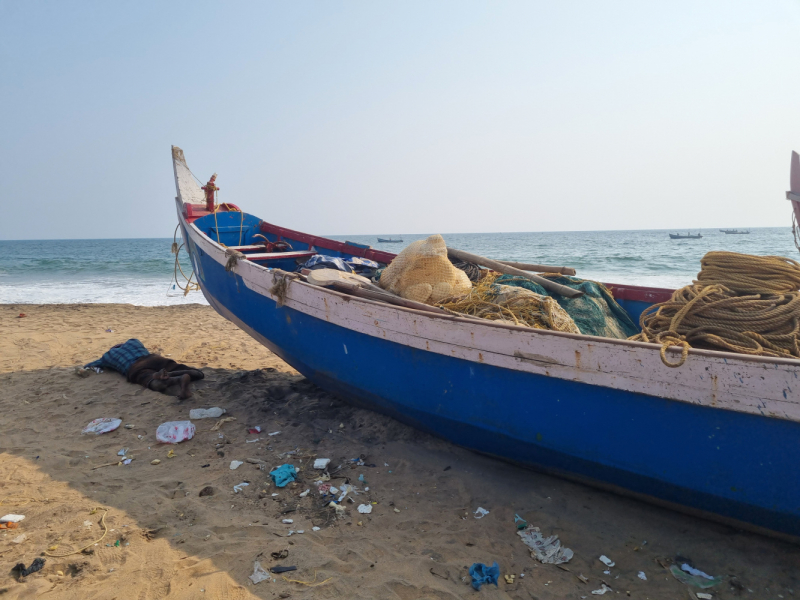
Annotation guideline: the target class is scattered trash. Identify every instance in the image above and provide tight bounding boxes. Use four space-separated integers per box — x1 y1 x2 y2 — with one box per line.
469 562 500 590
314 458 331 469
246 438 259 443
210 417 236 431
271 549 289 560
13 557 45 577
669 564 722 589
0 522 19 530
151 459 161 465
282 519 294 524
358 474 367 484
504 574 515 584
638 571 647 581
474 507 490 519
696 594 713 600
591 583 612 595
393 508 400 513
312 526 321 531
117 448 129 456
270 464 297 487
577 574 589 584
122 458 132 465
249 561 271 584
514 514 528 530
230 460 244 470
328 501 346 517
357 504 373 514
124 424 135 429
271 566 297 574
199 486 214 497
167 449 175 459
82 418 122 435
249 426 262 434
156 421 195 444
268 431 281 436
18 313 26 318
233 482 249 493
517 525 574 564
599 555 615 568
299 489 310 497
190 407 226 419
0 514 25 523
11 533 27 544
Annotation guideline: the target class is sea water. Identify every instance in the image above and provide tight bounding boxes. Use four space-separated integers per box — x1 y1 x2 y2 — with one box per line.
0 228 796 306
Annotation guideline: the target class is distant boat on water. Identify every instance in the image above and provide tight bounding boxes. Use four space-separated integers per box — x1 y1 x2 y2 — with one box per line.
720 229 750 234
669 232 703 239
377 237 403 243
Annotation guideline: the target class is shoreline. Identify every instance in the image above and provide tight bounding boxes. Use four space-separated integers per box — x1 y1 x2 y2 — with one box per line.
1 303 799 598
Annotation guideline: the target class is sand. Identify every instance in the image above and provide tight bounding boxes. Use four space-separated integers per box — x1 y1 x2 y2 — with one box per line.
1 303 799 599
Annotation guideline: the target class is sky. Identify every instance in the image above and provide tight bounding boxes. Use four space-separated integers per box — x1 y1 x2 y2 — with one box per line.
2 1 799 240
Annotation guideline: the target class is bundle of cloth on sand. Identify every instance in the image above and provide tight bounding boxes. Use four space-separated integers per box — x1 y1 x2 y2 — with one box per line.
84 339 204 399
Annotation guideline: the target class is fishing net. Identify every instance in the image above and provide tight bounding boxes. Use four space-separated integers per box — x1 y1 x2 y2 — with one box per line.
491 274 639 339
437 273 581 333
379 234 472 304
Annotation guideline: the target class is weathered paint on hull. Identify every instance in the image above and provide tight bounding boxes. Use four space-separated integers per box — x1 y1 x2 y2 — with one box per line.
192 245 800 539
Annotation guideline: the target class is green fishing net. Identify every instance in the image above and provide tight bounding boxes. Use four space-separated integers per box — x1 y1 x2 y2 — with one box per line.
493 275 639 339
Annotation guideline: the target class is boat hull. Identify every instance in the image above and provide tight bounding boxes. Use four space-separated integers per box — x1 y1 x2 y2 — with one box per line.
186 229 800 539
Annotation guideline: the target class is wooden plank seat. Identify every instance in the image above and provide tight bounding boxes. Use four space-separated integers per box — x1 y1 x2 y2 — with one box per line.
242 250 316 262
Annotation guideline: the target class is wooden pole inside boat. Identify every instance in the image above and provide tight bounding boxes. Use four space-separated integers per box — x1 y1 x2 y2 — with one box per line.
446 248 583 298
495 260 576 276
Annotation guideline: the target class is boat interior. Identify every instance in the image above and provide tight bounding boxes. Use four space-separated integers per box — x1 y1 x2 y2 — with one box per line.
186 205 672 327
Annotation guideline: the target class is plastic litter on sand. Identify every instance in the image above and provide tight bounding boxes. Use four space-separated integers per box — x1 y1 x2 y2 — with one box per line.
314 458 331 469
638 571 647 581
0 515 25 523
155 421 195 444
82 418 122 435
233 482 249 493
599 555 615 568
249 561 271 584
469 562 500 591
357 504 373 514
669 564 723 589
517 525 574 564
592 583 612 595
474 507 490 519
189 407 226 419
229 460 243 470
696 595 713 600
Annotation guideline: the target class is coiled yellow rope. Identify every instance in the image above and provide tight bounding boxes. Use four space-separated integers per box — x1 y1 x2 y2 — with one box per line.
630 253 800 366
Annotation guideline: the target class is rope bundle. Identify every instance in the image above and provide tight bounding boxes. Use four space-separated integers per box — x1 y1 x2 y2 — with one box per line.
631 252 800 366
696 251 800 294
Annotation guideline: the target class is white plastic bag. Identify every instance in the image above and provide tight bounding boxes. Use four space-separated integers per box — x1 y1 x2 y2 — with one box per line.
82 418 122 435
156 421 195 444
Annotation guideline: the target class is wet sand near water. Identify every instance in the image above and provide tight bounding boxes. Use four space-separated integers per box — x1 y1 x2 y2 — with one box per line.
1 303 799 599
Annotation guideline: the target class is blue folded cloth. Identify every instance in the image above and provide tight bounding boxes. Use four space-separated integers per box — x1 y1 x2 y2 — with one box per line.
84 339 150 375
469 562 500 590
269 464 297 487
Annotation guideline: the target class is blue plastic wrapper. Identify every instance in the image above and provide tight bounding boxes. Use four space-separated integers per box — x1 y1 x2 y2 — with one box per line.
469 562 500 590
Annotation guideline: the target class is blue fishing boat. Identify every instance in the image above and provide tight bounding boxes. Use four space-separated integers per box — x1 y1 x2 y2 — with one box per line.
172 146 800 540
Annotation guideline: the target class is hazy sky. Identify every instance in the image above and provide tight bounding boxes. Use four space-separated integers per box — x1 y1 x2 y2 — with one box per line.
2 1 799 240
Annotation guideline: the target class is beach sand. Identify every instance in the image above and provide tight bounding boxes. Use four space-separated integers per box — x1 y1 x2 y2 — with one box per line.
1 303 798 599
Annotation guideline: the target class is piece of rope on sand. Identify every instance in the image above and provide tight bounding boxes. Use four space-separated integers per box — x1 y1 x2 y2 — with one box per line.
282 570 333 587
45 508 109 558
